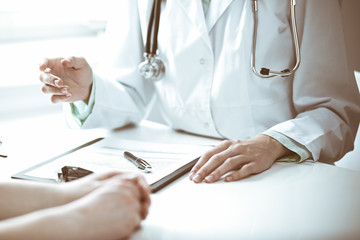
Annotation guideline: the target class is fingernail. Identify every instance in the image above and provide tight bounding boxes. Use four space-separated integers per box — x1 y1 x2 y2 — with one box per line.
54 79 61 87
205 175 214 183
61 88 68 94
66 93 72 97
193 174 201 183
225 176 233 182
189 172 195 180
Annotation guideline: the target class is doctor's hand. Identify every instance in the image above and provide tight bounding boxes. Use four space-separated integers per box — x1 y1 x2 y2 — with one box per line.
39 56 93 104
189 135 291 183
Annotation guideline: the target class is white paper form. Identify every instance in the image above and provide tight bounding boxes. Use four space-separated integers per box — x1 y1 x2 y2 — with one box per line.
25 138 212 185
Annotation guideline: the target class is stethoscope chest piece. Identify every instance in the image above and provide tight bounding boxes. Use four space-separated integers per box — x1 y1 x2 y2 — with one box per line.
139 53 165 82
139 0 165 81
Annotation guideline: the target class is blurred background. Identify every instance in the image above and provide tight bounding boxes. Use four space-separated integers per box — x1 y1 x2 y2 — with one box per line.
0 0 112 119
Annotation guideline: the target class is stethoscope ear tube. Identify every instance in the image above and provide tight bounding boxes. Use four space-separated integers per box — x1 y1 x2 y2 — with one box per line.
251 0 301 78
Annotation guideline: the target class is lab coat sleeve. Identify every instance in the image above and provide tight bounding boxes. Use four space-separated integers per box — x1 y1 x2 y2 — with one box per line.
268 0 360 163
64 1 155 130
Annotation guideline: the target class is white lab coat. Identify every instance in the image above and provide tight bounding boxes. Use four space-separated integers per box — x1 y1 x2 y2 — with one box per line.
66 0 360 163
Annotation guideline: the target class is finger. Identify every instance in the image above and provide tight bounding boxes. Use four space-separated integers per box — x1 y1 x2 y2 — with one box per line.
50 93 72 103
114 179 141 200
39 72 63 87
39 57 62 71
192 147 238 183
61 56 87 70
131 178 150 220
224 162 259 182
189 140 233 180
39 58 50 71
134 175 151 200
42 84 71 96
204 155 248 183
118 174 151 219
95 171 126 181
135 176 151 219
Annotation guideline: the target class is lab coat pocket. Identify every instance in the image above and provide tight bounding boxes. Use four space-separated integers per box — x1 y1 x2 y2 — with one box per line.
248 75 294 132
249 75 292 105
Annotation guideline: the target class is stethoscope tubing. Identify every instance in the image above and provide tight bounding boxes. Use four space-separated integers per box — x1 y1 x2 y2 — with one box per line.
145 0 161 56
251 0 301 78
140 0 301 80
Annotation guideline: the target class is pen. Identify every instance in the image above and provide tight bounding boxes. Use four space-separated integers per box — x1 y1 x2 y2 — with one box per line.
123 151 152 173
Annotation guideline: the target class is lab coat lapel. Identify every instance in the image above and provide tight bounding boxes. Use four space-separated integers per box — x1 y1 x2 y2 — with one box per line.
139 0 211 48
175 0 211 48
206 0 234 32
137 0 153 45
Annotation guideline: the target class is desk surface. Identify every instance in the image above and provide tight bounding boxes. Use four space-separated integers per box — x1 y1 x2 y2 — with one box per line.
1 114 360 240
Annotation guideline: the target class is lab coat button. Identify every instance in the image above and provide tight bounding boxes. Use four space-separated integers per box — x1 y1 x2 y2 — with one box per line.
204 122 209 128
199 58 206 64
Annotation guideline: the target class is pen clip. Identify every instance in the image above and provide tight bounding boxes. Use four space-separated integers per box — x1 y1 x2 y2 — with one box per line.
137 158 152 173
134 159 146 170
124 151 152 173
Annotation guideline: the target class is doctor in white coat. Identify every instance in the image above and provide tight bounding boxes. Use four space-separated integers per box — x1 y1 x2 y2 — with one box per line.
39 0 360 183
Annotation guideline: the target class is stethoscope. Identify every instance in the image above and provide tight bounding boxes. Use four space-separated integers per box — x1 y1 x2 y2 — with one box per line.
138 0 301 81
251 0 301 78
138 0 165 82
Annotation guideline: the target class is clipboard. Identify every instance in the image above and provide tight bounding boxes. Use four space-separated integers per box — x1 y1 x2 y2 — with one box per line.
11 138 208 193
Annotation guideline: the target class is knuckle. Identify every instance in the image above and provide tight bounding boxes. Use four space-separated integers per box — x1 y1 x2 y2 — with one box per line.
226 157 238 168
222 139 233 147
232 168 249 181
210 154 223 164
234 139 242 144
230 143 243 152
243 164 256 174
231 172 243 181
191 165 200 173
211 171 221 180
196 169 205 177
201 151 213 160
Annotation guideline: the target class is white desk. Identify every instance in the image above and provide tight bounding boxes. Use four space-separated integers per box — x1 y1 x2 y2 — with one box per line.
1 113 360 240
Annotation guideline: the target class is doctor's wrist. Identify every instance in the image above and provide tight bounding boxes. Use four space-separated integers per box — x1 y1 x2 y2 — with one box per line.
258 134 292 161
